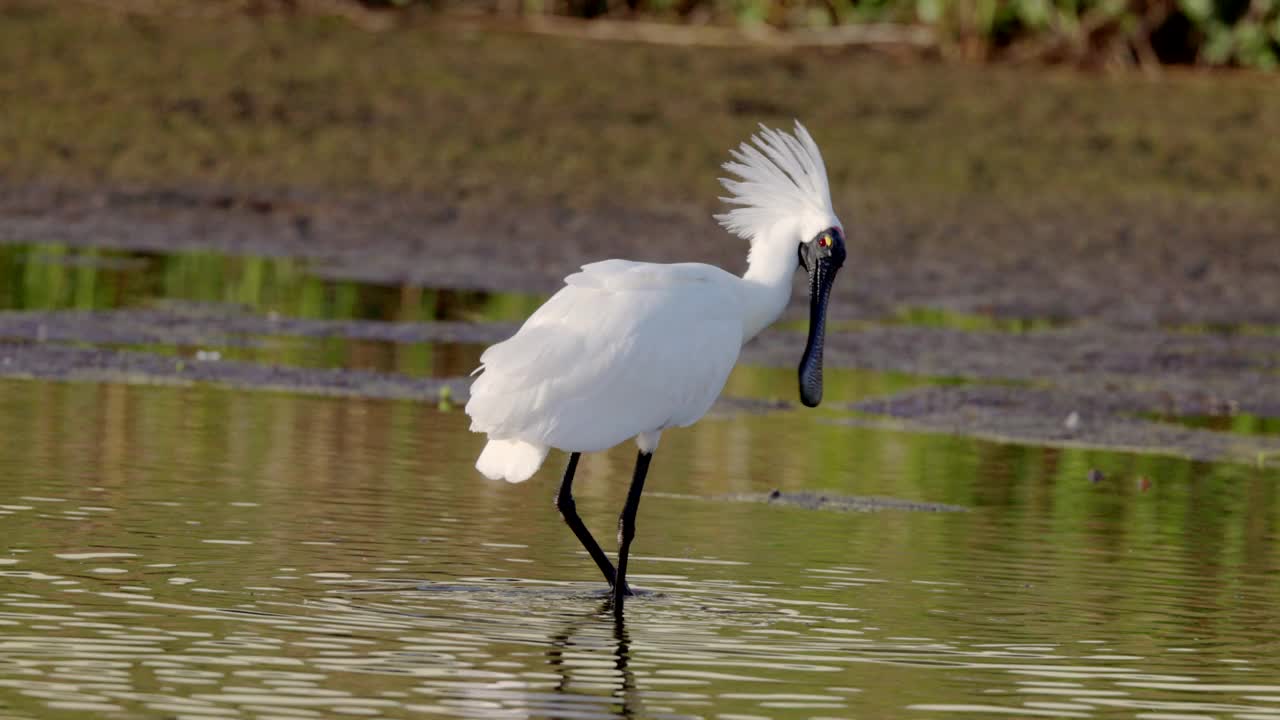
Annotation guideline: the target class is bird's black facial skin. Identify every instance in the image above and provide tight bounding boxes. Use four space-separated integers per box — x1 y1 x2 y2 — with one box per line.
797 227 847 408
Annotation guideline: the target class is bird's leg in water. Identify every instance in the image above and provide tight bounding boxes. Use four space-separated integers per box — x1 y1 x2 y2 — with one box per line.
613 451 652 614
555 452 623 590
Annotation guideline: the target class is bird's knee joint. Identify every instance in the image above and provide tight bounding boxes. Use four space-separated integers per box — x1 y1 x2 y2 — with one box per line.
555 492 575 515
617 519 635 545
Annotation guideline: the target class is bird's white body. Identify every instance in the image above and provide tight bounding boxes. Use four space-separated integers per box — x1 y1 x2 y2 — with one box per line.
468 262 747 482
467 122 841 483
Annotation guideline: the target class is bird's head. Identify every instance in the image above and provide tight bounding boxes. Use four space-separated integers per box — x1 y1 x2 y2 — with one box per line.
714 121 846 408
794 224 846 407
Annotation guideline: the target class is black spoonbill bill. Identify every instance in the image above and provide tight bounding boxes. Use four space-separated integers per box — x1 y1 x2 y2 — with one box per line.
466 121 847 613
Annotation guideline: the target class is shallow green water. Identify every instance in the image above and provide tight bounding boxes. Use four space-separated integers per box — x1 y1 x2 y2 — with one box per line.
2 241 1280 718
2 376 1279 719
0 243 544 323
0 242 519 380
1142 411 1280 437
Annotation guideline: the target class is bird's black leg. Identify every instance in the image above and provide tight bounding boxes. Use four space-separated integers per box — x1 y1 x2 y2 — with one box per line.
555 452 622 589
613 451 652 614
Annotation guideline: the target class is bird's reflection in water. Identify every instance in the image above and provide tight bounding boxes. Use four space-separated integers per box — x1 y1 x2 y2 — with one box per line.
547 599 638 718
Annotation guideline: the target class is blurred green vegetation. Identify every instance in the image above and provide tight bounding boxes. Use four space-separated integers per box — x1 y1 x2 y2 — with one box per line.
4 4 1279 207
384 0 1280 69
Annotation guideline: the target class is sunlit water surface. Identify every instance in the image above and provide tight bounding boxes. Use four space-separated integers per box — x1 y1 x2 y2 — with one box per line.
2 377 1279 720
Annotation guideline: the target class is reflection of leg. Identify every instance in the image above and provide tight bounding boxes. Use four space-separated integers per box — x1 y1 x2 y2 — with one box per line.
547 601 636 716
612 611 636 717
555 452 619 587
547 624 572 694
613 451 652 614
547 600 607 695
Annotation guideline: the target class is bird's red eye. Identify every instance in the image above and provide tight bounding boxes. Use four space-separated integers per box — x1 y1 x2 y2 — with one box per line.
818 235 830 248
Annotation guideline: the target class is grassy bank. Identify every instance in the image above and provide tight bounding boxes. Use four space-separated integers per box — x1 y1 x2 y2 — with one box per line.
2 1 1278 212
425 0 1280 69
70 0 1280 69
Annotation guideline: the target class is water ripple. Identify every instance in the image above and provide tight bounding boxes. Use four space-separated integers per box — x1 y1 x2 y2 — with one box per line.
1 380 1279 718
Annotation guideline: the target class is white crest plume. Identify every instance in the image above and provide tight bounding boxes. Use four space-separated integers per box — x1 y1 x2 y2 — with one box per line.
714 121 836 243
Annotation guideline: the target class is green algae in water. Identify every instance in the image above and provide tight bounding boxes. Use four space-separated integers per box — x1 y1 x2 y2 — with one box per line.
0 242 544 323
888 306 1071 332
1144 410 1280 436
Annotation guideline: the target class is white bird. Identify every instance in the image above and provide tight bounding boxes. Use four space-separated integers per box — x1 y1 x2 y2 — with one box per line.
466 121 847 613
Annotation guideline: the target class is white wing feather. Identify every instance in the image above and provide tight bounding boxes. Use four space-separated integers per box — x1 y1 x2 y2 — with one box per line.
466 261 745 454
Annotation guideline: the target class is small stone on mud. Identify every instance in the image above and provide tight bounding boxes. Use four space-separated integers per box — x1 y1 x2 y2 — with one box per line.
1064 411 1081 431
768 488 782 500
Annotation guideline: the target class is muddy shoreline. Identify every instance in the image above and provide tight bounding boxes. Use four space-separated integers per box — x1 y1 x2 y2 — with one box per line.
2 186 1277 465
4 184 1279 327
1 284 1276 464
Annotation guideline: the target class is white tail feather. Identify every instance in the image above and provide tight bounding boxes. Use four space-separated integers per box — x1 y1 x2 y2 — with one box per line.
475 439 549 483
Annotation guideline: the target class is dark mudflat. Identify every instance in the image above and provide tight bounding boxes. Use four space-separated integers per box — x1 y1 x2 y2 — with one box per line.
0 340 469 402
851 385 1280 466
4 186 1278 329
0 308 516 349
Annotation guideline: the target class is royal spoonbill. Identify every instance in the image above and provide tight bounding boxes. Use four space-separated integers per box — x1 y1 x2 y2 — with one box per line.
466 121 846 613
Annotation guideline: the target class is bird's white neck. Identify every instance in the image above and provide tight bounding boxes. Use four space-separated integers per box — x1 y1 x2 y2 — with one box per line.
739 236 800 342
